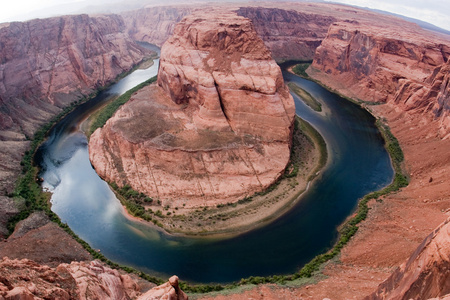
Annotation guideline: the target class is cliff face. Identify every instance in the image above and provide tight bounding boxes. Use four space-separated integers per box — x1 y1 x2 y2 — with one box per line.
236 7 336 61
0 14 149 136
309 21 450 137
0 14 150 195
121 6 192 47
0 258 187 300
121 5 336 61
365 218 450 300
89 10 295 208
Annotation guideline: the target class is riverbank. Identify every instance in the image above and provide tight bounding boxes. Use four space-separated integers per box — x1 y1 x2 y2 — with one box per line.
117 116 327 237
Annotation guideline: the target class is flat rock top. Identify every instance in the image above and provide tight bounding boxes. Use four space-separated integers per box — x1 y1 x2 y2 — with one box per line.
110 84 259 151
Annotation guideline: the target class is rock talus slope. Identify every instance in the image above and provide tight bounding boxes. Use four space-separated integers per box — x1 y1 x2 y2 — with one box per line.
89 10 295 208
310 21 450 137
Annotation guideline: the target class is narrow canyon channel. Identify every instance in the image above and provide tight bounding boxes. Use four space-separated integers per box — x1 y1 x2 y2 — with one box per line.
34 52 394 284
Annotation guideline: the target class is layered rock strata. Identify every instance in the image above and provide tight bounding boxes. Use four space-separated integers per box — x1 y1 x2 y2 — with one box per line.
0 257 187 300
309 21 450 137
89 11 295 207
236 7 336 61
121 6 192 47
0 14 150 195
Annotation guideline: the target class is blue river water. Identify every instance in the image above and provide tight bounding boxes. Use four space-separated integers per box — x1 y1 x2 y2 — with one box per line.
35 56 393 284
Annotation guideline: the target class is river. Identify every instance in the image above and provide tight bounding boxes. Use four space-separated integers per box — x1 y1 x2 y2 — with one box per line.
35 54 393 284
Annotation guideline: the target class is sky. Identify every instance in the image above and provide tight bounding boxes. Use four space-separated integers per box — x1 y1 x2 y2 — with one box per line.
0 0 449 31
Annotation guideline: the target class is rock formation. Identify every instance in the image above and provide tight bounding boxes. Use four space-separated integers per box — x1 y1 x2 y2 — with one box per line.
309 21 450 137
0 14 150 195
89 10 295 207
365 218 450 300
0 257 188 300
138 275 188 300
0 196 19 239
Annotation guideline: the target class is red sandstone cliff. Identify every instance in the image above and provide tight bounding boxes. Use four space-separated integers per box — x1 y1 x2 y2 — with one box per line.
309 21 450 137
89 10 295 208
236 7 336 61
121 6 192 47
0 14 150 195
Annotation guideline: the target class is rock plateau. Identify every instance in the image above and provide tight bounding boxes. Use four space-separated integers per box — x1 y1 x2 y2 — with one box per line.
89 10 295 207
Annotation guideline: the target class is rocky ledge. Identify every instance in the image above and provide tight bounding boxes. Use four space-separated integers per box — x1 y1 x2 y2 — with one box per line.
89 10 295 208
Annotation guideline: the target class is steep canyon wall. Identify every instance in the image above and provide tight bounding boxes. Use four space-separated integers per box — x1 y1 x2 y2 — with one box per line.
0 14 150 197
309 21 450 137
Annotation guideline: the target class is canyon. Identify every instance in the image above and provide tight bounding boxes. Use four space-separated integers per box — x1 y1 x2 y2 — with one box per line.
0 2 449 300
89 10 295 207
0 13 152 198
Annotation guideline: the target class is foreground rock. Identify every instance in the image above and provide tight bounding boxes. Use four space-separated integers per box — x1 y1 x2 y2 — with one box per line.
138 275 188 300
309 20 450 137
89 10 295 207
0 257 187 299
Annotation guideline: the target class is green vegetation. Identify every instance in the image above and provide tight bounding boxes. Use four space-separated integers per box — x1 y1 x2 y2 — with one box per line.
292 62 312 78
88 76 157 136
9 92 99 233
288 82 322 112
109 182 157 224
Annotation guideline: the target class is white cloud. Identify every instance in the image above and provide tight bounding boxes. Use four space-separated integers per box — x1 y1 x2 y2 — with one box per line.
325 0 450 31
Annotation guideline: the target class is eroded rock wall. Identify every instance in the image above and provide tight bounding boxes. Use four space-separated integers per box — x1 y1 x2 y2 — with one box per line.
121 6 192 47
0 14 149 195
309 21 450 137
236 7 336 61
157 10 294 141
